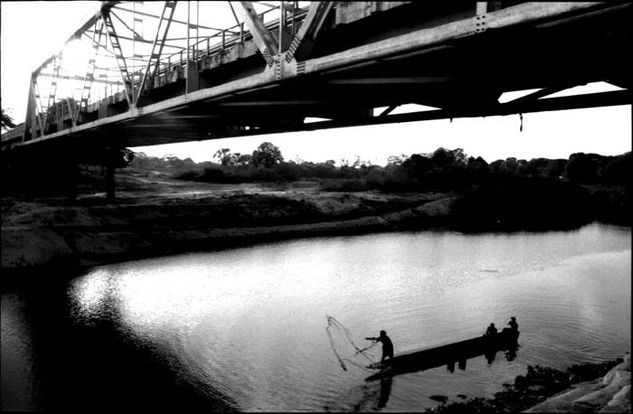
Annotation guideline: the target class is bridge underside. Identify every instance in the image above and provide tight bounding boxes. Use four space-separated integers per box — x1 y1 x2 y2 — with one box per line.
4 2 632 164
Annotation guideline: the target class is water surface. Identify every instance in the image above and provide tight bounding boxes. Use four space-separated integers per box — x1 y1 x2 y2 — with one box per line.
1 223 630 411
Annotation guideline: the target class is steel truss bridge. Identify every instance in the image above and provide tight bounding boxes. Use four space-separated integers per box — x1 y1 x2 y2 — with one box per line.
1 2 631 170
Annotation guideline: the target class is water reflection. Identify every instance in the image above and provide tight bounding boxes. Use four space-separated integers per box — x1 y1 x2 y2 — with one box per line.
67 269 239 411
485 350 497 364
0 293 37 411
506 344 518 362
68 224 629 411
378 378 393 409
341 377 393 412
2 223 629 412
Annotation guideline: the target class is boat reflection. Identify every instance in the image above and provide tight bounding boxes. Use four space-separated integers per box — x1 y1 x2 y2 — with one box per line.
378 378 392 409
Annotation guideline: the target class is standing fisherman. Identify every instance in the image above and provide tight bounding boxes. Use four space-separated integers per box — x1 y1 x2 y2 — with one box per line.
366 330 394 363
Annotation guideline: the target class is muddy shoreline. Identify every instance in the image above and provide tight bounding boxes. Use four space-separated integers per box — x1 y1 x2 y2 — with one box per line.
1 170 628 274
425 355 631 413
2 173 456 274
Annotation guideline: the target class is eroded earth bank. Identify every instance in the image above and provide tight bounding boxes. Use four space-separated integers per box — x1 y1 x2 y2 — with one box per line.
2 171 456 270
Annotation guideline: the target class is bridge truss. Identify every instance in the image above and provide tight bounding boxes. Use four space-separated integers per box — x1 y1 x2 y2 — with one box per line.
1 1 631 155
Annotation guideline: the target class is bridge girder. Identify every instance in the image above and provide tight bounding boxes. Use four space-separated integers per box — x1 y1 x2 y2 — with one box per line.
2 1 631 156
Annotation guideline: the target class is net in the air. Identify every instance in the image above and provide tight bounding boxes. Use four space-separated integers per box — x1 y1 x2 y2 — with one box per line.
325 315 381 372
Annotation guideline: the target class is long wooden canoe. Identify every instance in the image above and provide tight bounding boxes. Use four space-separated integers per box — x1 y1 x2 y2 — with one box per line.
365 328 519 381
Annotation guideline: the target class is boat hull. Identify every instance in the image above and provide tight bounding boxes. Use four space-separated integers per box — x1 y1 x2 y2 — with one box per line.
366 329 519 381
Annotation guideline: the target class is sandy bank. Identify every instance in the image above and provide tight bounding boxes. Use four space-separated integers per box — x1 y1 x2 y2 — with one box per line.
1 175 454 270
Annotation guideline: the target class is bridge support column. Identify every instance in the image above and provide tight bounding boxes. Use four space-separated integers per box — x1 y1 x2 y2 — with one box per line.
65 160 79 203
105 147 117 202
106 160 115 202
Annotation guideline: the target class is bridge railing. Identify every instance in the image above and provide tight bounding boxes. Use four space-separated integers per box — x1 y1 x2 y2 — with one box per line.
19 2 311 141
148 4 310 93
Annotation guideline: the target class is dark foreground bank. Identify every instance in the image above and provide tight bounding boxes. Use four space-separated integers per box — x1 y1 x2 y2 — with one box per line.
425 356 630 413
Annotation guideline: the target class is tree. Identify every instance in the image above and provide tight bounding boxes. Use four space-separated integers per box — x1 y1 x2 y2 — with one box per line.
236 153 252 166
402 153 432 179
525 158 566 179
114 148 135 168
467 156 489 172
489 159 504 173
213 148 232 165
602 152 631 185
387 154 408 166
431 147 468 167
251 142 283 168
504 157 519 174
1 107 16 131
566 153 600 183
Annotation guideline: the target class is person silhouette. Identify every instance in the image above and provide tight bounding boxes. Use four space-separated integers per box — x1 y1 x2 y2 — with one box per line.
507 317 518 332
366 330 394 363
485 323 498 336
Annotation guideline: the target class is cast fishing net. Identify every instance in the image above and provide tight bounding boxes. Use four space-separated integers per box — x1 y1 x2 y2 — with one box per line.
325 315 381 372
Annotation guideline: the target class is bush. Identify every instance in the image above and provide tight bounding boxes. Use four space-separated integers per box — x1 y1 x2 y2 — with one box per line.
450 176 593 231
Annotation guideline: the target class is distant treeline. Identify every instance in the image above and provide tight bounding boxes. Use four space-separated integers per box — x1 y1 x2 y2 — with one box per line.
129 144 630 190
128 144 630 228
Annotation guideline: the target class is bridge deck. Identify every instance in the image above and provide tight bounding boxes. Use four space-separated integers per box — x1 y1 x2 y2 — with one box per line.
2 2 631 159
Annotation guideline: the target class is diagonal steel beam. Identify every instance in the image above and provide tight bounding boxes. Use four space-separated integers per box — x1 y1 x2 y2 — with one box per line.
285 1 333 62
32 80 47 136
503 84 580 105
228 2 241 26
137 1 178 102
379 105 398 117
23 77 38 140
233 1 278 66
42 55 62 132
32 13 101 77
111 10 146 42
103 11 134 107
74 19 106 125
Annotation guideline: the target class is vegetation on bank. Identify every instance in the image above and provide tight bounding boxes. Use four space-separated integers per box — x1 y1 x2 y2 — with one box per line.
423 358 623 414
128 142 631 228
2 136 629 230
1 107 16 131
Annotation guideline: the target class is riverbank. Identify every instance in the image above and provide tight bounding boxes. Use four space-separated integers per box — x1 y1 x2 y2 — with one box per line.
1 171 453 271
424 354 630 413
1 169 629 272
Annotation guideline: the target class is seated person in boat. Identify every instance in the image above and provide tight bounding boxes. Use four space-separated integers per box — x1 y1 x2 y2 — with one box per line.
366 330 394 362
484 323 498 336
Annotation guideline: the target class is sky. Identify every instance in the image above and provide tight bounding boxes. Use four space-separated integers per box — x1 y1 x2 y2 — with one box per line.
1 1 631 165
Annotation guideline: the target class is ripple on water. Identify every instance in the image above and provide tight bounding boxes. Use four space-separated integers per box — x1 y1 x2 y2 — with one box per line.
58 224 631 411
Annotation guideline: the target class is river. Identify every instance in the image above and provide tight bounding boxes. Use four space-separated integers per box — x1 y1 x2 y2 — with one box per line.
1 222 630 411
